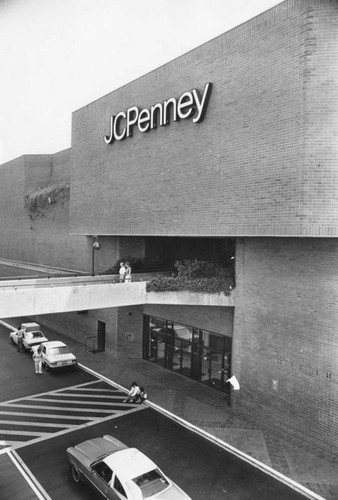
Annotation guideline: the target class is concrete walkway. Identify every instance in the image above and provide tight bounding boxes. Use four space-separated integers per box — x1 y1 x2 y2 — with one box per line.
69 342 337 500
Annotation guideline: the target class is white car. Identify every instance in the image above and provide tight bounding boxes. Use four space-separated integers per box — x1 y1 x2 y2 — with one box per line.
67 435 191 500
37 340 77 370
9 322 48 351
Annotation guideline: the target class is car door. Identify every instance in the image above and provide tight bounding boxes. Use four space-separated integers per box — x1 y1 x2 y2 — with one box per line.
111 472 128 499
90 461 118 499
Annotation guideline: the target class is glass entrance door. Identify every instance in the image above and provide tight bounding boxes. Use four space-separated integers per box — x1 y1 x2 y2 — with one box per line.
201 334 232 391
143 315 232 392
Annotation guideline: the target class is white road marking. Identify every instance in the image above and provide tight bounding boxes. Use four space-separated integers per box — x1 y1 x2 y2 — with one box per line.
7 403 134 412
8 449 52 500
12 405 145 450
0 410 94 420
63 387 121 393
0 420 77 428
39 392 125 399
1 429 51 436
0 380 108 406
29 397 128 405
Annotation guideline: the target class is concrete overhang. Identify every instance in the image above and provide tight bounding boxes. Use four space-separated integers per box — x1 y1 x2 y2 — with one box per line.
0 275 234 318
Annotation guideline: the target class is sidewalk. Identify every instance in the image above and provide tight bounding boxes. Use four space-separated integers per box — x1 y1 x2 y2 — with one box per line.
69 342 337 500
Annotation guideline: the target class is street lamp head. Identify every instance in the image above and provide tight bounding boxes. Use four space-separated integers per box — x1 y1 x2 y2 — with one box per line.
93 241 102 250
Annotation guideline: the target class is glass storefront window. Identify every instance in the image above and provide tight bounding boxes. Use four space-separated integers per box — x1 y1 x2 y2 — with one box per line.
143 315 232 392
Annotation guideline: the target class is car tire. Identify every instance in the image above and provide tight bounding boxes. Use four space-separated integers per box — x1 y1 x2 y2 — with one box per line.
43 362 49 371
10 337 15 344
71 465 81 484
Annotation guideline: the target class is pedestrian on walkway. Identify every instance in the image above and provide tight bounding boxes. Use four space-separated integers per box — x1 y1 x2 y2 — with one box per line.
123 381 140 403
125 262 132 282
119 262 126 283
17 328 24 352
32 348 43 374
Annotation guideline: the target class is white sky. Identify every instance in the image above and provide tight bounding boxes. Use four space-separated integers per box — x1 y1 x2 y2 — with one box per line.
0 0 282 165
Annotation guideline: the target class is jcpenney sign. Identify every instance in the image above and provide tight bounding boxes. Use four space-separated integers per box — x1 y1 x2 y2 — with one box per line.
104 82 212 144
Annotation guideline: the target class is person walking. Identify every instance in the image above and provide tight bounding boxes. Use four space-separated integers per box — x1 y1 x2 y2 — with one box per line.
32 348 43 374
125 261 132 282
119 262 126 283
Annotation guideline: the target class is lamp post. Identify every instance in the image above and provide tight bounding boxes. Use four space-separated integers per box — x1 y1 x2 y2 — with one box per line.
91 237 102 276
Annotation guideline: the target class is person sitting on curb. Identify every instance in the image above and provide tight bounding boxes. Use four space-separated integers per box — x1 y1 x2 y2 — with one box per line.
135 386 148 405
123 381 140 403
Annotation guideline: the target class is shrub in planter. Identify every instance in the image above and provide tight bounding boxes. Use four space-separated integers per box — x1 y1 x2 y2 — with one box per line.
146 260 234 296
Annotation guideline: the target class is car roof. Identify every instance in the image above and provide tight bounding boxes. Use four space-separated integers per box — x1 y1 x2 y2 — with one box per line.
41 341 66 348
21 322 40 328
104 448 157 482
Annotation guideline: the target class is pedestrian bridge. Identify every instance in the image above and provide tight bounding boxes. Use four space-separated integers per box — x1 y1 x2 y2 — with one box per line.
0 275 234 318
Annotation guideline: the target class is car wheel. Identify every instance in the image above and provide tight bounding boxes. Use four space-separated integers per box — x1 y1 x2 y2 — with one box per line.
43 362 49 371
71 465 81 484
10 337 15 344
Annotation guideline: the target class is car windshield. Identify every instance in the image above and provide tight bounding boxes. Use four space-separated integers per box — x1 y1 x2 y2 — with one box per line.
27 331 44 339
132 469 169 497
24 325 40 333
49 346 70 355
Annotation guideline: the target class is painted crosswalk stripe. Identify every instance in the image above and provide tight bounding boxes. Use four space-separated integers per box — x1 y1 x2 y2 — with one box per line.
1 430 51 436
0 410 95 420
0 420 76 428
25 397 129 405
36 393 126 400
6 403 134 412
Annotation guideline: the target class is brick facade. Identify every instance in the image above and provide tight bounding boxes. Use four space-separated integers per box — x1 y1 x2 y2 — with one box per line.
70 0 338 238
0 151 89 271
232 237 338 453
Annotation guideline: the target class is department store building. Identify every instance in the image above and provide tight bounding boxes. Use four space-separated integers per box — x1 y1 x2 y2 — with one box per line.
0 0 337 454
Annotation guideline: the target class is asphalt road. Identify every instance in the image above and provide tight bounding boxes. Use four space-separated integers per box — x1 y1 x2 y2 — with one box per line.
0 323 307 500
0 323 95 403
16 409 307 500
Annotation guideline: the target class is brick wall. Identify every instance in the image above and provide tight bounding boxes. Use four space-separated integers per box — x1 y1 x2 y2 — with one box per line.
0 151 90 271
117 306 144 357
36 307 119 353
233 237 338 453
70 0 338 237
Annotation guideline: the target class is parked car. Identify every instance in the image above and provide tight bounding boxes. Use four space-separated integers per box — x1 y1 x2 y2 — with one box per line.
67 434 191 500
37 340 77 370
9 322 48 351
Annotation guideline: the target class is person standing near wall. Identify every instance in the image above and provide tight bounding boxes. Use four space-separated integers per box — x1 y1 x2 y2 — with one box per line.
125 262 132 282
119 262 126 283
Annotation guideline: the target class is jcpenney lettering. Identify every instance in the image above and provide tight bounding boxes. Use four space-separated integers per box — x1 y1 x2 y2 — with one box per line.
104 82 212 144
